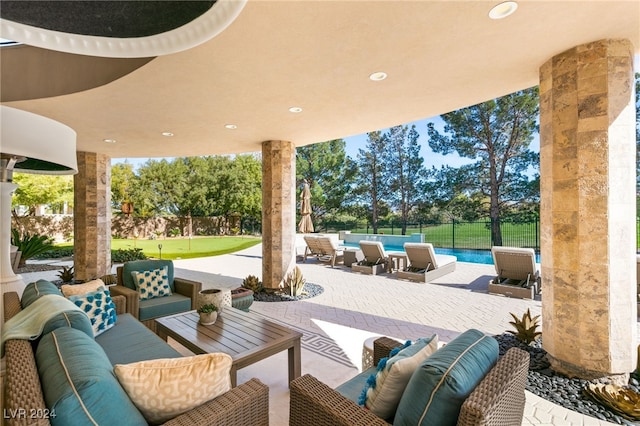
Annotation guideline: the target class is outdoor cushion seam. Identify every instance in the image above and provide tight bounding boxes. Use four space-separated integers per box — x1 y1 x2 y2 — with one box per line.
51 332 99 426
417 336 488 425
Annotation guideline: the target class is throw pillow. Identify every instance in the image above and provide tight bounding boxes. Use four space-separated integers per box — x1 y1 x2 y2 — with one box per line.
114 352 233 424
61 278 105 297
21 280 61 308
68 287 117 336
131 266 172 301
360 335 439 419
393 329 499 426
37 328 147 426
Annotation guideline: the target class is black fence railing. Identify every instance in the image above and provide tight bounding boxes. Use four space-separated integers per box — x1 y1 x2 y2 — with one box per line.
319 219 541 251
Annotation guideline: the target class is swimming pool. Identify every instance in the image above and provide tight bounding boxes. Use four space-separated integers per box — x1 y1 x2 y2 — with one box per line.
342 243 540 265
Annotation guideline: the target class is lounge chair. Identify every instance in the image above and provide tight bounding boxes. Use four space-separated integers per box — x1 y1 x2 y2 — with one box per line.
303 235 324 262
316 236 344 268
488 246 540 300
396 242 457 283
351 241 389 275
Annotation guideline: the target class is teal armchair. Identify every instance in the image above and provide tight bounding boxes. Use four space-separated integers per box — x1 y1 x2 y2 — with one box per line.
112 260 202 332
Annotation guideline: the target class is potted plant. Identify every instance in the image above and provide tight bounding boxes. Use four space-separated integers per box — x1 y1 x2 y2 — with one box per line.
197 303 219 325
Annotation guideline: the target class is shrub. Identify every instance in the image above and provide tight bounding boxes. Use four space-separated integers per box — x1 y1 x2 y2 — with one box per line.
11 230 55 266
111 248 147 263
33 247 74 260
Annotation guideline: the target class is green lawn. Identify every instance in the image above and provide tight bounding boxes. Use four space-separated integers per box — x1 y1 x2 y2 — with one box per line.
111 236 262 260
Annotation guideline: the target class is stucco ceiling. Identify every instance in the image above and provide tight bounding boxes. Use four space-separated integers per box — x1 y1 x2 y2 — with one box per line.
1 1 639 158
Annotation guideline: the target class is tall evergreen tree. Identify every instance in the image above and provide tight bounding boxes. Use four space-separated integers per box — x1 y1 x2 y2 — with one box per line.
296 140 355 227
383 125 427 235
354 131 388 233
427 88 539 246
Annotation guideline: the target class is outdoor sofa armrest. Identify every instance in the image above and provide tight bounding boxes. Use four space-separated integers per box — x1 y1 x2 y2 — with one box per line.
109 284 139 319
164 378 269 426
289 374 390 426
111 294 126 315
3 291 21 322
373 336 403 366
456 347 529 426
173 277 202 310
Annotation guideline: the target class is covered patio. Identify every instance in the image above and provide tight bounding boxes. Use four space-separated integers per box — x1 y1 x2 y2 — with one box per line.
1 0 639 416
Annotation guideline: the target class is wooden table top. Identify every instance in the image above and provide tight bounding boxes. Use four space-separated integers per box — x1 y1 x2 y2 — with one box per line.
155 308 302 366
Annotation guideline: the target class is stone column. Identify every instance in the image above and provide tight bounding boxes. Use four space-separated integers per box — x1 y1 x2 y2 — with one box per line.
262 140 296 289
74 152 111 281
540 39 637 380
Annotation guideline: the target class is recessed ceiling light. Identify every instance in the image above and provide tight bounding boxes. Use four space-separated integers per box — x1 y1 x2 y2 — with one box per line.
288 107 303 113
161 131 174 137
103 138 116 143
369 71 388 81
489 1 518 19
225 124 237 129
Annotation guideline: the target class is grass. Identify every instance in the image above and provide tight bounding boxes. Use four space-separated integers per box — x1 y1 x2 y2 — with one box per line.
111 236 262 260
349 222 540 250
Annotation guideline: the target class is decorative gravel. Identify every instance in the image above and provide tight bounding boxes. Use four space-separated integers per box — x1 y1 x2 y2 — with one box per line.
252 282 324 302
495 334 639 425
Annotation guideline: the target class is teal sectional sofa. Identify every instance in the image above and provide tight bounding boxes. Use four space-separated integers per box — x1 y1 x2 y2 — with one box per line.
2 280 269 426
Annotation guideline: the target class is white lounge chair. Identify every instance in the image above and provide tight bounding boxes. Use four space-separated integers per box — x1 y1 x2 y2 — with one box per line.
316 236 344 268
488 246 540 299
396 242 457 283
351 241 389 275
303 236 324 262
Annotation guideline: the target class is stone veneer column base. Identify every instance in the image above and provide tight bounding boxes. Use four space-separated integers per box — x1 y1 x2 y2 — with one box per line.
547 355 630 386
261 140 296 289
74 152 111 281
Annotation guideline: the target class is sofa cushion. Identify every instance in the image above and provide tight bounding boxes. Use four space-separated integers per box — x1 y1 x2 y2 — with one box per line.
60 278 105 297
362 335 439 419
96 313 182 365
41 309 94 339
68 287 117 336
122 260 175 291
114 353 233 424
36 327 146 426
132 266 172 300
21 280 60 308
138 293 191 321
336 367 378 403
393 329 499 426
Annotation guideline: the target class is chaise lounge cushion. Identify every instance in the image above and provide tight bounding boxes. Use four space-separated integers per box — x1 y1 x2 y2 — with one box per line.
115 353 233 424
21 280 60 308
393 329 499 426
362 335 439 419
36 327 147 426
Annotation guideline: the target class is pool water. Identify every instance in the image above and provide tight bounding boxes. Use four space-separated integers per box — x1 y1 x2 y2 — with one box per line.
343 243 540 265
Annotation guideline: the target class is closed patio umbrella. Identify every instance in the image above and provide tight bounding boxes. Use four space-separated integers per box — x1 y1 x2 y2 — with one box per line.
298 180 314 233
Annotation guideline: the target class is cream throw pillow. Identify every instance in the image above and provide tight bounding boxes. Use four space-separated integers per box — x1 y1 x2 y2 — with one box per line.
61 278 105 297
114 353 232 424
363 335 439 419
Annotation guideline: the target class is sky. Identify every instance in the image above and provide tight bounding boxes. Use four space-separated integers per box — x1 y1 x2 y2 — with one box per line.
112 114 539 172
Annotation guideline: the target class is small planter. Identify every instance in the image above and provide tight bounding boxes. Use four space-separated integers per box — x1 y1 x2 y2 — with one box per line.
199 311 218 325
198 289 226 313
231 288 254 312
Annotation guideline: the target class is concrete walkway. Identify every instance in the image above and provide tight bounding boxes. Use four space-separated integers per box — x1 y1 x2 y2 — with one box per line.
21 243 624 426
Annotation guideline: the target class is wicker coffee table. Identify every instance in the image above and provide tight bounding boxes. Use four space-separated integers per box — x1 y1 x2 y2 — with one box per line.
156 308 302 387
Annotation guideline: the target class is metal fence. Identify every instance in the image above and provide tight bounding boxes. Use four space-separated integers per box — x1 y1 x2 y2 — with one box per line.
321 219 541 251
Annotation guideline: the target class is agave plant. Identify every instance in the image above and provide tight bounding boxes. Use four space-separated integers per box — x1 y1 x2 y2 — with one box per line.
57 265 75 283
11 229 55 266
242 275 263 293
584 383 640 421
285 266 306 297
506 308 541 345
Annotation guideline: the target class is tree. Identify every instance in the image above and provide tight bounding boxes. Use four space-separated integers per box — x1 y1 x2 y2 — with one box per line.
12 174 73 216
296 140 356 227
111 162 136 211
427 88 540 246
354 131 389 233
383 125 427 235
